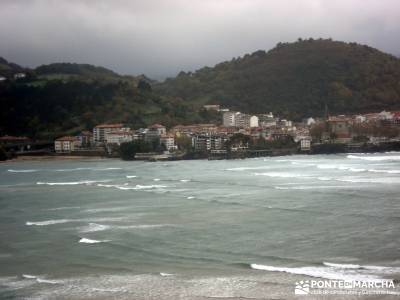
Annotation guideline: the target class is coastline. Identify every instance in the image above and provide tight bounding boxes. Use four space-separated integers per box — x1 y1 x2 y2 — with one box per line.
1 155 107 163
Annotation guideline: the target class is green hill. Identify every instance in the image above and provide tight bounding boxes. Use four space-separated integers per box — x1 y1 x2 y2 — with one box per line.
156 39 400 119
0 57 26 78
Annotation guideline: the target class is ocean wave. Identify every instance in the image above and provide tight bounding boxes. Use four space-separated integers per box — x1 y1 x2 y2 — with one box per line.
180 179 190 182
368 169 400 174
8 169 38 173
126 175 137 178
347 155 400 161
336 177 400 184
225 166 270 171
323 262 400 273
22 274 37 279
26 219 72 226
79 223 111 233
153 178 161 181
79 238 110 244
254 172 310 179
250 263 383 281
274 185 348 190
55 167 122 172
187 196 195 199
46 206 81 211
159 272 174 276
37 180 109 186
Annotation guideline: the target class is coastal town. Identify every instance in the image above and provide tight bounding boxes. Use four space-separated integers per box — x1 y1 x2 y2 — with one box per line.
2 104 400 161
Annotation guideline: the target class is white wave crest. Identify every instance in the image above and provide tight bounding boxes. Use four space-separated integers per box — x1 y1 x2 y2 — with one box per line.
368 169 400 174
26 219 72 226
37 180 109 186
254 172 310 179
160 272 174 276
80 223 111 233
8 169 38 173
46 206 80 211
22 274 37 279
323 262 400 273
180 179 190 182
79 238 109 244
187 196 195 199
250 264 383 281
226 166 270 171
126 175 137 178
347 155 400 161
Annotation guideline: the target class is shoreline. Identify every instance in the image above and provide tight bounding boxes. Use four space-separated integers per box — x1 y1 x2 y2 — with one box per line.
1 155 108 163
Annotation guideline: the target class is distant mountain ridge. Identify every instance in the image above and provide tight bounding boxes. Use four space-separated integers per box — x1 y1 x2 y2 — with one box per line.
0 57 26 78
156 39 400 119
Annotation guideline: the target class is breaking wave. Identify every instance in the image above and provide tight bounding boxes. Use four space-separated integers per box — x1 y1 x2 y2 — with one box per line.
79 223 111 233
250 263 389 281
126 175 137 178
8 169 38 173
79 238 110 244
26 219 72 226
37 180 109 186
254 172 310 179
347 155 400 161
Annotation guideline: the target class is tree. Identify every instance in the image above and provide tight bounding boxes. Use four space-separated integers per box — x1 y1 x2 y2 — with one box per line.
137 80 152 92
0 146 7 161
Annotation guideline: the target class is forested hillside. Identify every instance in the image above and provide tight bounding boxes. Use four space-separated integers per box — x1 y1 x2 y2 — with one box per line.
156 39 400 119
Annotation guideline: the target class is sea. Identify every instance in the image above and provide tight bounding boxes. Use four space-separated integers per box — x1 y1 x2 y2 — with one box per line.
1 153 400 299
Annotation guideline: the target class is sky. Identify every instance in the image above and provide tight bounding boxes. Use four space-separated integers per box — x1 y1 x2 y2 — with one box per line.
0 0 399 79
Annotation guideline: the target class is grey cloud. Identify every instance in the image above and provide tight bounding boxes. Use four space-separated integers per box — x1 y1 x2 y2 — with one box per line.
0 0 399 79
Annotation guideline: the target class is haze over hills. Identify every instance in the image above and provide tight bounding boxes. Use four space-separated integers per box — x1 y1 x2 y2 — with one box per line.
1 38 400 138
157 39 400 119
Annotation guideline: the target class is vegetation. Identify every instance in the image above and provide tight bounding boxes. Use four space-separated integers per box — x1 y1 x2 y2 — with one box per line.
0 145 7 161
119 140 165 160
157 39 400 120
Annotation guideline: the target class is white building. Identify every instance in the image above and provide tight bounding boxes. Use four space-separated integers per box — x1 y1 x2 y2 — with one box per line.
249 115 259 127
54 136 80 153
300 138 311 151
145 124 167 143
105 130 133 145
160 134 176 151
223 111 237 127
306 117 316 126
93 124 129 144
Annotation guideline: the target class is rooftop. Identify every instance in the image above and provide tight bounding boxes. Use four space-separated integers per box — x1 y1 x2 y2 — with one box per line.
95 123 124 129
55 136 79 142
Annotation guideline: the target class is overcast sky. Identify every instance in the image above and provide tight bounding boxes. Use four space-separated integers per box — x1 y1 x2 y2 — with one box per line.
0 0 399 79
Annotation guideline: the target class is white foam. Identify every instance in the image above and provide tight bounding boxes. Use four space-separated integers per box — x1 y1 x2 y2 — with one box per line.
116 224 172 229
347 155 400 161
56 167 122 172
254 172 310 179
226 166 270 171
26 219 72 226
180 179 190 182
37 180 108 186
126 175 137 178
22 274 37 279
8 169 38 173
187 196 195 199
274 185 347 190
153 178 161 181
79 223 111 233
79 238 109 244
160 272 174 277
36 278 59 284
368 169 400 174
250 264 382 281
46 206 81 211
323 262 400 273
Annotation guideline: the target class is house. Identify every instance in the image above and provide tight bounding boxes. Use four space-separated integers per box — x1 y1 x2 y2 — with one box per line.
223 111 237 127
105 130 133 145
160 134 176 151
93 124 129 144
76 131 93 148
300 138 311 151
145 124 166 143
328 116 352 142
192 134 228 152
54 136 80 153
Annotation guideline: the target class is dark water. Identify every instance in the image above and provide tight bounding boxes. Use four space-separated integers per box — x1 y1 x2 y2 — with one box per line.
1 153 400 299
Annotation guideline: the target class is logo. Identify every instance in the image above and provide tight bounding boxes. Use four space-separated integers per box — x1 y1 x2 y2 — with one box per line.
295 280 310 295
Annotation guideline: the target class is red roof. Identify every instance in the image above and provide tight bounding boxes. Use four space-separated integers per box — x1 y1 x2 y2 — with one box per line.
150 124 165 129
95 123 124 129
56 136 79 142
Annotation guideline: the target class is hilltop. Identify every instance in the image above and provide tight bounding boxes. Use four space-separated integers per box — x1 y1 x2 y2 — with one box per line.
156 39 400 119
